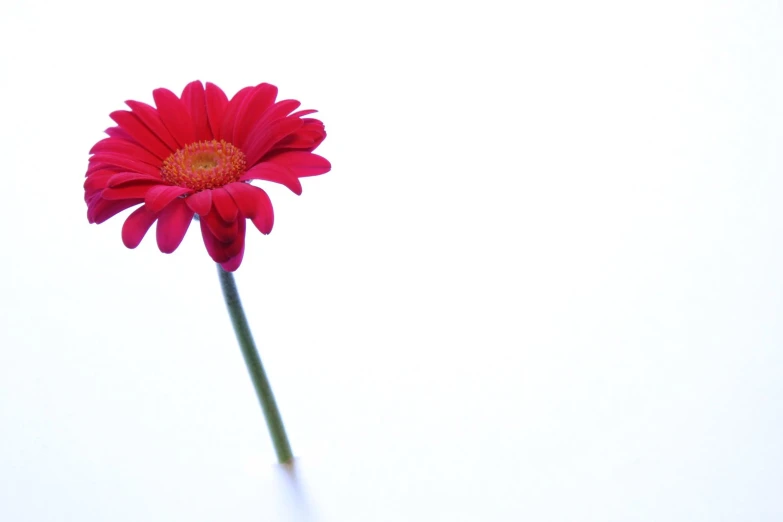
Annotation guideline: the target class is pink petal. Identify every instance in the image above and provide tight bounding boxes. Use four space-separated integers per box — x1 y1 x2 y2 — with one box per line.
156 198 194 253
122 205 158 248
102 184 158 200
86 160 115 175
107 172 163 187
181 81 212 141
244 116 304 166
224 182 274 234
240 162 302 195
85 166 122 180
238 99 301 151
185 190 212 215
205 82 229 140
88 198 143 224
266 151 331 177
259 99 301 126
153 88 196 147
211 187 238 222
90 138 162 167
219 250 244 272
219 222 246 271
272 119 327 152
105 126 132 141
232 84 279 149
203 209 239 242
219 86 253 143
124 101 180 152
89 152 161 177
85 192 102 207
84 171 117 194
84 169 118 186
199 218 244 263
110 110 172 160
144 185 192 213
200 219 229 262
289 109 318 118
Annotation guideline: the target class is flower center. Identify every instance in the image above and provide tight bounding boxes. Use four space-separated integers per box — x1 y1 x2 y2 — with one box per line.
161 140 246 191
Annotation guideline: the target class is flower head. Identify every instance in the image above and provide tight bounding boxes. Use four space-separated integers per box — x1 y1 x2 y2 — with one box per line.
85 81 330 271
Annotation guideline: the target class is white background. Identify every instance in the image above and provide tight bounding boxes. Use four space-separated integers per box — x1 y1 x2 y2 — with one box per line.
1 0 782 520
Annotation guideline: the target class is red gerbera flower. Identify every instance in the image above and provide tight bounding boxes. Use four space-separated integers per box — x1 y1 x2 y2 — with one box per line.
85 80 330 271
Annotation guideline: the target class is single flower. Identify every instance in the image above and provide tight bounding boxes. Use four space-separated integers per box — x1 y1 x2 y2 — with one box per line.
85 81 330 271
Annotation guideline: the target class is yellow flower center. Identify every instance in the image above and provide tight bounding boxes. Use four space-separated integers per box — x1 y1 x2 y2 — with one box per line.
161 140 246 191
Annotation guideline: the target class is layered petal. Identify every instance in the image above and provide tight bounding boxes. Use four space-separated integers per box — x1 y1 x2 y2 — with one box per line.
232 83 278 149
84 170 120 197
181 81 212 142
211 187 239 222
102 183 162 200
241 163 302 194
107 172 162 187
203 208 240 243
272 118 327 152
105 126 132 141
89 138 162 168
199 219 229 262
200 216 245 263
236 98 301 152
224 182 274 234
266 151 331 177
289 109 318 118
88 198 143 224
144 185 192 213
156 198 194 253
219 86 253 143
255 99 301 130
153 88 196 147
110 110 172 160
124 101 180 152
205 82 229 139
219 234 245 272
89 152 161 177
244 116 304 166
122 205 158 248
185 190 212 215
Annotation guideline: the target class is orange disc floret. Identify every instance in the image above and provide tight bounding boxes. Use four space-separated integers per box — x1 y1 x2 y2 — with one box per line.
161 140 247 192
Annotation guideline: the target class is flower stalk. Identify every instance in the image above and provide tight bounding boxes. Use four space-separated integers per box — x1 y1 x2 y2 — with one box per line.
217 265 293 463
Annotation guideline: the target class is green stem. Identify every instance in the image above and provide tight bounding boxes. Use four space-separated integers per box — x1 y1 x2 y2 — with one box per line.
217 265 293 463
